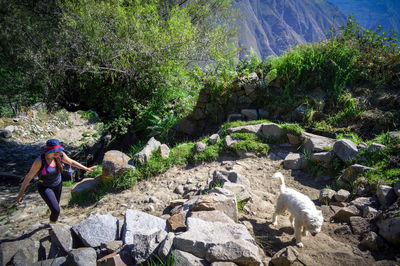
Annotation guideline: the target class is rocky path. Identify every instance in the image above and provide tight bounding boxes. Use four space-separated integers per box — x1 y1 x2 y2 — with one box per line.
1 144 397 265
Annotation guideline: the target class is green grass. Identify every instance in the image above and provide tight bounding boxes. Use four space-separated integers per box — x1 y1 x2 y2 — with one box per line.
62 181 75 187
77 110 100 123
86 165 102 178
237 198 247 213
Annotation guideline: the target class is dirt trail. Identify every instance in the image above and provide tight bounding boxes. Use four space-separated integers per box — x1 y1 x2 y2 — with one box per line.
2 145 397 265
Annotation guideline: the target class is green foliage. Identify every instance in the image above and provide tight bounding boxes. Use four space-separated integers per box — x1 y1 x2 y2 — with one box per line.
229 133 270 156
335 132 364 145
281 123 303 136
62 181 74 187
237 198 247 213
86 165 102 178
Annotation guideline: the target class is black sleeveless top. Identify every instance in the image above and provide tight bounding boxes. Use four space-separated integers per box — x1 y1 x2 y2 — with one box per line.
38 154 62 187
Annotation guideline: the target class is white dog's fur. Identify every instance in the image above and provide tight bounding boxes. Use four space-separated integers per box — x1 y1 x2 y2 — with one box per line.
272 172 323 247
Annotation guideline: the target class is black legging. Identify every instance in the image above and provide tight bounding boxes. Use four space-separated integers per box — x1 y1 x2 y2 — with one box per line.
37 183 62 222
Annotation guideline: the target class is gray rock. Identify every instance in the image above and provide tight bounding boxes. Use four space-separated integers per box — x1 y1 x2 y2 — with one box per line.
158 232 175 260
66 248 97 266
292 104 308 122
211 262 237 266
283 153 306 170
227 114 245 122
12 246 39 266
209 134 220 145
286 133 303 146
319 188 336 204
102 150 135 183
376 217 400 245
394 182 400 197
334 225 351 235
227 172 251 188
174 185 185 195
333 139 358 162
302 132 335 154
270 246 299 266
195 142 207 153
261 123 283 138
50 223 73 252
0 238 38 266
5 125 15 132
334 189 351 202
349 216 373 235
122 209 168 263
100 240 124 254
208 187 236 198
174 249 209 266
360 232 385 251
388 131 400 142
158 144 170 159
332 205 361 223
192 193 238 223
222 182 252 202
72 214 119 247
226 124 261 134
247 72 259 81
71 177 102 197
0 129 12 138
368 143 386 152
376 185 397 207
174 218 262 265
362 206 379 219
241 109 258 120
189 210 235 224
350 197 379 211
32 257 67 266
224 136 238 148
134 137 161 165
341 164 375 184
311 151 335 168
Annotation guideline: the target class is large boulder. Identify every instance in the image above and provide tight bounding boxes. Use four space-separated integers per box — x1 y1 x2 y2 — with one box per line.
311 151 335 168
173 218 262 265
226 124 262 134
134 137 161 165
340 164 374 184
0 238 38 266
260 123 284 138
376 185 397 207
302 132 335 155
333 139 358 162
122 209 168 264
66 248 97 266
376 217 400 245
191 193 238 223
71 177 102 197
102 150 135 183
283 153 306 170
72 214 119 248
50 223 73 253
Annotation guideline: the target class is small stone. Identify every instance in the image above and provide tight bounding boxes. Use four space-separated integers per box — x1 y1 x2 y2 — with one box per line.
360 231 385 251
167 213 187 232
209 134 220 145
334 225 351 235
362 206 379 219
195 142 207 153
349 216 372 235
332 205 361 223
334 189 351 202
158 144 170 159
174 185 185 195
376 185 397 207
283 153 306 170
319 188 336 204
271 246 299 266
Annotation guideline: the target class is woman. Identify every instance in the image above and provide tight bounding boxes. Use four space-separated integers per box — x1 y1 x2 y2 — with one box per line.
17 139 97 224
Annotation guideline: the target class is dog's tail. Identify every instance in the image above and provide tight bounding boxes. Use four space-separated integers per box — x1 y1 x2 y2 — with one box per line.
273 172 285 191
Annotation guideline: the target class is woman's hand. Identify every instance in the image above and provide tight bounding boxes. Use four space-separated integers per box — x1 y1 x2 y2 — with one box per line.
17 194 23 204
86 165 98 172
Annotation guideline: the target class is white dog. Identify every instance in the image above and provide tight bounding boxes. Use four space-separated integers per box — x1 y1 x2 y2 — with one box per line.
272 172 323 247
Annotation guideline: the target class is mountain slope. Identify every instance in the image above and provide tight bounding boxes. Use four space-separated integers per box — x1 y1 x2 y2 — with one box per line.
327 0 400 33
236 0 347 58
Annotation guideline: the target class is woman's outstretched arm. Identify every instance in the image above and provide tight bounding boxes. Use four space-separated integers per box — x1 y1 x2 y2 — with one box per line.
61 151 97 172
17 158 41 204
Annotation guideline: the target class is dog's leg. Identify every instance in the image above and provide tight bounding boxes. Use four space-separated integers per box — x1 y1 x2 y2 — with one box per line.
272 197 285 226
289 214 294 228
302 226 308 237
294 221 304 248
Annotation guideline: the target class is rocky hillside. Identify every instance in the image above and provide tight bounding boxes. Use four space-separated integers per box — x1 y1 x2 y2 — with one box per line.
236 0 347 57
